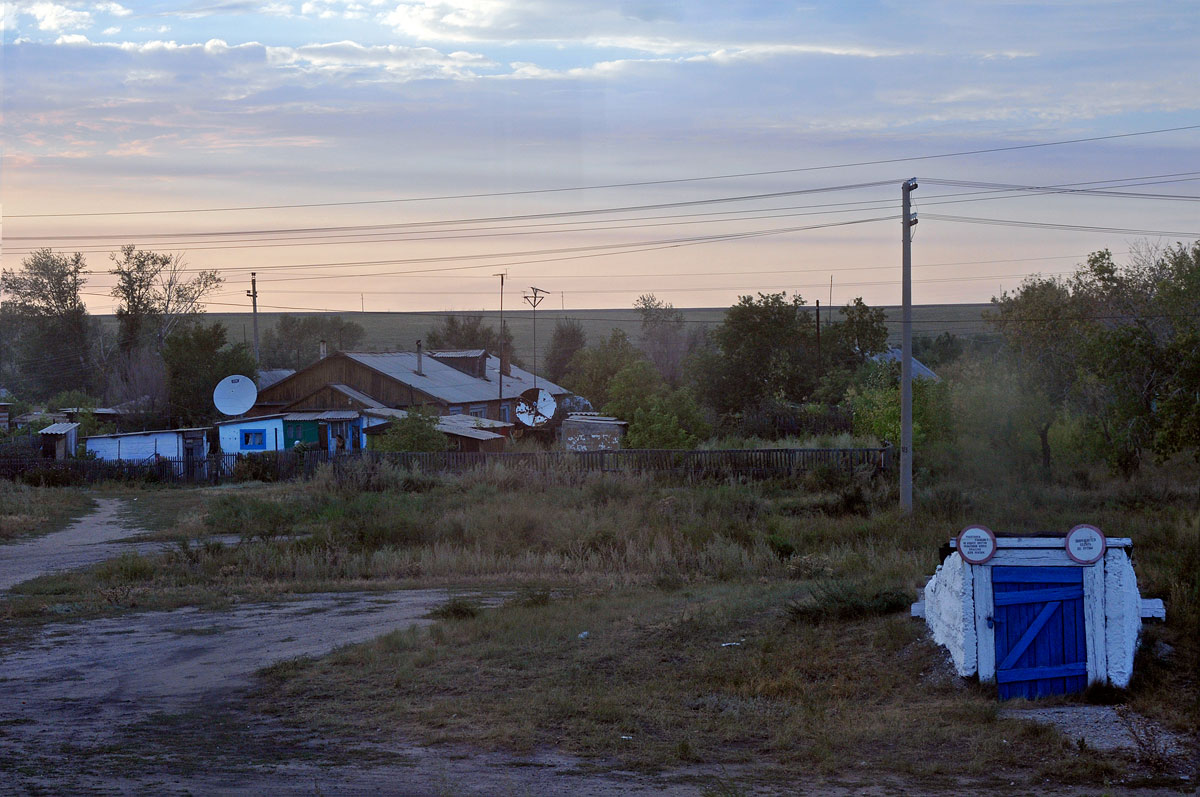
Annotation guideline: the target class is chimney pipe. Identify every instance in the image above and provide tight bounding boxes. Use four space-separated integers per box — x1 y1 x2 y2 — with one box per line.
319 339 327 359
500 349 511 377
416 340 424 375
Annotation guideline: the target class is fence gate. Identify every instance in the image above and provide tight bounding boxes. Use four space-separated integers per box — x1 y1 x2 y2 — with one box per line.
992 566 1087 700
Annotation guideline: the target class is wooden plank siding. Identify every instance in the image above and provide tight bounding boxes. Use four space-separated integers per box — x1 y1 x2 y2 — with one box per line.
255 354 445 414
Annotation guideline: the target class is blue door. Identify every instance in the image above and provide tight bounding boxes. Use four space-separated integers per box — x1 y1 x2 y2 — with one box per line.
992 567 1087 700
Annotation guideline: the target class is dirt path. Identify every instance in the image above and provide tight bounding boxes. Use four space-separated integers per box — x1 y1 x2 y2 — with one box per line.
0 588 728 795
0 497 168 590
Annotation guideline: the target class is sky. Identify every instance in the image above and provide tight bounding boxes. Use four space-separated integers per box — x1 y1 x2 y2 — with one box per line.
2 0 1198 320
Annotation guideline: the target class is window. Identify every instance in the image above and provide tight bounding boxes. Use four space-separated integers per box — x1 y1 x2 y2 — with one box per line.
469 404 487 418
448 405 463 415
499 403 510 423
241 429 266 450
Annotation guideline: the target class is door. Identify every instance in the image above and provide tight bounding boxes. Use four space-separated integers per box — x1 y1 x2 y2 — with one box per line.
992 566 1087 700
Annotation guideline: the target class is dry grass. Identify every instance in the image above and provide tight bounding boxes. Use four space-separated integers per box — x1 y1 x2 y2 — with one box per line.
253 584 1123 787
0 482 93 544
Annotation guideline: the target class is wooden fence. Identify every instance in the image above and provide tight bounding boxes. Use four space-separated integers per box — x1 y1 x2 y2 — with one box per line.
0 446 893 487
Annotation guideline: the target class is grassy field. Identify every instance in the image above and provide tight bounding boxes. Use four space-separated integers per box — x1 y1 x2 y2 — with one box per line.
95 303 994 361
3 455 1196 790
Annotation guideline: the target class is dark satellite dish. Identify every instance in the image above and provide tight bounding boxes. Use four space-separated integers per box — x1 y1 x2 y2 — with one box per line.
515 387 557 427
213 374 257 416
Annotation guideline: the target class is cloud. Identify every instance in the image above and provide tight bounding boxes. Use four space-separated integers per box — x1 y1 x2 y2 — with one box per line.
93 2 132 17
24 2 93 31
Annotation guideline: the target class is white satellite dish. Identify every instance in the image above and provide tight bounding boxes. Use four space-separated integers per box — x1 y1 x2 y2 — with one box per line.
213 374 258 416
515 387 557 427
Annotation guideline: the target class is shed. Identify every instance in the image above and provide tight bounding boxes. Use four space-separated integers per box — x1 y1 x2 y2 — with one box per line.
915 527 1165 699
85 427 210 462
38 422 79 460
362 409 511 453
561 414 628 451
216 415 287 454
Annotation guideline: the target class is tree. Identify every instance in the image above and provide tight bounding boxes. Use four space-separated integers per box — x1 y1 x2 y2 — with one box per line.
0 249 93 397
694 292 816 417
163 323 257 425
261 314 366 370
424 313 514 358
372 407 449 452
109 245 222 351
635 294 687 386
544 318 586 383
987 275 1082 472
560 329 643 410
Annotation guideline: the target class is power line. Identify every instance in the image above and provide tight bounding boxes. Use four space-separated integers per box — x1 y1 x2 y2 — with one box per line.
924 214 1200 238
10 123 1198 218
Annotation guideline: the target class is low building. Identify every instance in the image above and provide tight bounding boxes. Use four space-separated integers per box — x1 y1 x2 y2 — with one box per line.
85 428 210 462
362 408 512 453
38 422 79 460
561 414 628 451
216 415 287 454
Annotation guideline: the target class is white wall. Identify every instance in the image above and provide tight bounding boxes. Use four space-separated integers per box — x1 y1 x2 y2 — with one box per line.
87 431 194 462
923 553 977 677
1104 548 1142 688
218 418 285 453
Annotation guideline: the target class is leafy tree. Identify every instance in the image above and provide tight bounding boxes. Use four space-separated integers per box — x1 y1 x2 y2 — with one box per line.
261 314 366 370
846 360 951 448
560 329 643 410
0 249 93 397
987 275 1082 471
46 390 100 411
163 323 257 425
544 318 586 383
424 313 514 358
109 245 222 351
914 332 964 369
625 404 698 449
693 292 816 418
602 360 665 422
372 407 449 452
635 294 688 386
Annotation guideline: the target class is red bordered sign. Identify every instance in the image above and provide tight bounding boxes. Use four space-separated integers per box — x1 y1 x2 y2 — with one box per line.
1065 524 1106 565
956 525 997 565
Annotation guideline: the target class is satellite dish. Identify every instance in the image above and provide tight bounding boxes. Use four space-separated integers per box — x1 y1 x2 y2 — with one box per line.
515 388 557 427
213 374 258 416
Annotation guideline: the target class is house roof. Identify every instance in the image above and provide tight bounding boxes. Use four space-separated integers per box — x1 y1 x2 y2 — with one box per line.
85 427 210 440
564 414 628 427
283 410 361 421
431 349 486 358
39 422 80 435
361 409 511 441
256 369 295 390
872 348 941 382
340 351 569 405
215 414 288 426
329 384 385 408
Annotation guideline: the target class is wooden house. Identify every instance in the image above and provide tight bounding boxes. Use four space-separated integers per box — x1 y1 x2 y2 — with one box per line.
252 349 572 424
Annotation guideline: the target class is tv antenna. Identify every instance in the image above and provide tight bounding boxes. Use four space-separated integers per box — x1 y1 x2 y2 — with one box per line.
515 387 557 428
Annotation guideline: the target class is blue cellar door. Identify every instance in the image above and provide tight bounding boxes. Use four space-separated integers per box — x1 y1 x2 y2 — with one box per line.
992 566 1087 700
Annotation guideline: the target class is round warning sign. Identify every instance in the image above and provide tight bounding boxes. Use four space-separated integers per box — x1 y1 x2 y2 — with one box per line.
956 525 997 565
1065 524 1106 564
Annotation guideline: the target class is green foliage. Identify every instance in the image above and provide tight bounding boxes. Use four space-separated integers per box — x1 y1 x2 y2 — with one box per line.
846 360 951 447
372 407 450 453
260 314 366 370
46 390 100 412
635 294 687 386
423 313 515 362
625 403 698 449
544 317 586 383
561 328 643 410
0 249 93 398
163 322 257 426
913 331 964 369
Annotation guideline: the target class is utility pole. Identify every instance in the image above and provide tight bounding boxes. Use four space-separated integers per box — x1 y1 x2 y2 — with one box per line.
901 179 918 514
246 272 260 364
524 287 547 389
495 272 506 400
815 299 821 378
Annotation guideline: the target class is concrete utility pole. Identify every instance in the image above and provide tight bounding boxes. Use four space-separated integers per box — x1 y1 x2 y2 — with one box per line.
246 272 260 364
901 179 918 514
495 272 506 400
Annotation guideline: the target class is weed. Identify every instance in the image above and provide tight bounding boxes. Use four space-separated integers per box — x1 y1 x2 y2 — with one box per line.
786 580 911 624
429 597 482 620
1114 706 1172 772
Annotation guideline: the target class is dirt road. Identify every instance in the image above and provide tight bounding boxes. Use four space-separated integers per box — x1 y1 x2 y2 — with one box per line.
0 497 168 590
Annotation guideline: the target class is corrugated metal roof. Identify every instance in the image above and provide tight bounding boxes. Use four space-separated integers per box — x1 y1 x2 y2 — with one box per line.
38 422 80 435
431 349 486 358
85 427 210 440
329 384 385 408
361 408 508 440
343 351 569 405
283 411 360 421
257 369 295 389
